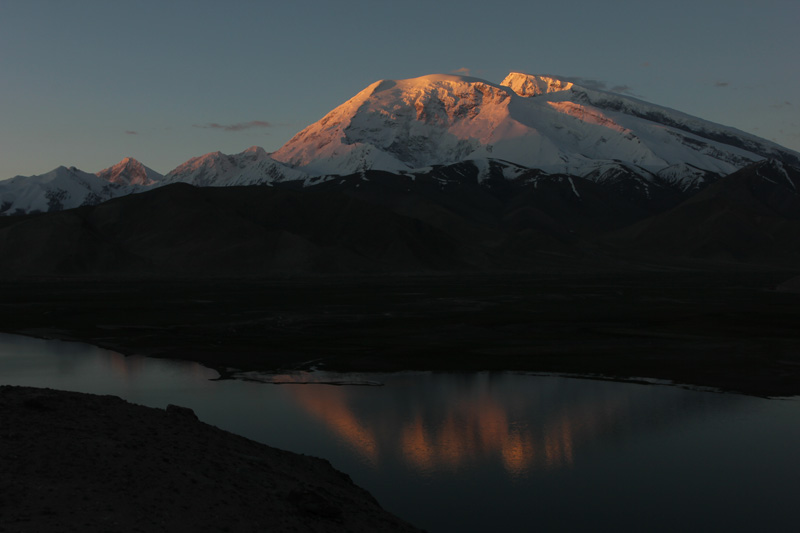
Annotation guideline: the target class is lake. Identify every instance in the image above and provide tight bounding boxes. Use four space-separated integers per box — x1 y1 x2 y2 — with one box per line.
2 333 798 532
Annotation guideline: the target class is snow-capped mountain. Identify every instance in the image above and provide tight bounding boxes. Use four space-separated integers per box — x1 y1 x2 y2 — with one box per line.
159 146 308 187
0 166 125 216
272 72 800 188
96 157 164 186
0 157 165 216
4 72 800 217
0 149 308 215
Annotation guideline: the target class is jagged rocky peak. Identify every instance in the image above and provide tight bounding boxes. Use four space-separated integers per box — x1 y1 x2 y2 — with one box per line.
97 157 163 186
500 73 574 97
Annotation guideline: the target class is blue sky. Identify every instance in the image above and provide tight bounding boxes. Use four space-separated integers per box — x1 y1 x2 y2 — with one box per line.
1 0 798 177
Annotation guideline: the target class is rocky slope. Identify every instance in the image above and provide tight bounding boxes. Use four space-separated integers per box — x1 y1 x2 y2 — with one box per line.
0 386 421 533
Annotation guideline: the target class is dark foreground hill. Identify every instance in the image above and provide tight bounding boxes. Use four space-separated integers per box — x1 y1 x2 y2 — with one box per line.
1 159 800 277
0 386 421 533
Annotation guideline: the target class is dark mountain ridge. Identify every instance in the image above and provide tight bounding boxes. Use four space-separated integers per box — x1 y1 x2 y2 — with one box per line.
1 159 799 278
605 159 800 265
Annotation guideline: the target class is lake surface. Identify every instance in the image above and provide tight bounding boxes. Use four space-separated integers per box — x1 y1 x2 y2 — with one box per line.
2 333 799 532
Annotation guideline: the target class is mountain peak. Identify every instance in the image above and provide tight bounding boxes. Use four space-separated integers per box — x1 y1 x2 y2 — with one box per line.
500 73 574 97
97 157 163 186
271 74 515 173
242 146 267 155
239 146 270 162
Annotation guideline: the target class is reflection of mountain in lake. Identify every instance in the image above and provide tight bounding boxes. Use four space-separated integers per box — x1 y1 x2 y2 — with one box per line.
286 373 732 477
398 395 579 474
290 383 382 466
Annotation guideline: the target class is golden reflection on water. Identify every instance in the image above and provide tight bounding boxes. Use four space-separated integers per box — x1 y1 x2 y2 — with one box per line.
287 376 636 476
289 387 380 466
501 430 535 474
399 399 577 474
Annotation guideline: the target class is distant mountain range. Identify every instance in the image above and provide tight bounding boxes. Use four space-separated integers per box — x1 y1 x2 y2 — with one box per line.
1 72 799 276
4 72 799 217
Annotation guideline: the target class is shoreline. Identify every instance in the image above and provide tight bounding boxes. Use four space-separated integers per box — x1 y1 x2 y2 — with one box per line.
7 324 800 400
3 272 800 398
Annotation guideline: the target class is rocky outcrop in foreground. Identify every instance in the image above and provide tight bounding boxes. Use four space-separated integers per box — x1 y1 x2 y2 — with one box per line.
0 386 421 532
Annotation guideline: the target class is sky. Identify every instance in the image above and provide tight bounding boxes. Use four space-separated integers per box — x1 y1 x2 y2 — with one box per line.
1 0 798 178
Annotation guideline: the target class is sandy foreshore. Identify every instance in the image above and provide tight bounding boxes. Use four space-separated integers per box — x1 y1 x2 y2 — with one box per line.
0 386 422 532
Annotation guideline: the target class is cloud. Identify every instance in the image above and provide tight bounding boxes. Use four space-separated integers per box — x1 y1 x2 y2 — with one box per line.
451 67 471 76
125 130 138 135
193 120 272 132
558 76 608 90
557 76 636 95
714 81 730 88
610 85 634 94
